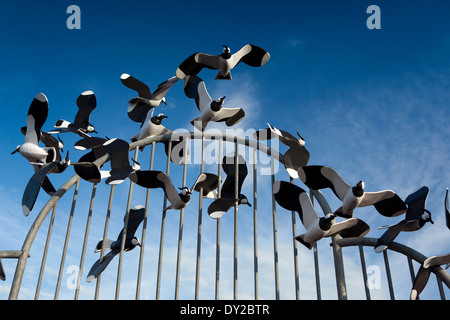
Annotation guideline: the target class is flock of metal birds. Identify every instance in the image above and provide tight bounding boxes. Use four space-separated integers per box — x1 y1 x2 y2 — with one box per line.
7 44 450 299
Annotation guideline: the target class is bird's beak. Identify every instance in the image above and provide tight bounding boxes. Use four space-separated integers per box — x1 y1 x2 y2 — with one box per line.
11 148 18 155
246 202 252 207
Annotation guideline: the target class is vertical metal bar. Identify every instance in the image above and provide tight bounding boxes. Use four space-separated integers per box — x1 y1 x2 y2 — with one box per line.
215 137 222 300
54 180 80 299
407 257 418 300
290 177 300 300
233 140 239 300
175 138 188 300
94 184 115 299
271 157 280 300
383 250 395 300
311 189 346 300
253 148 259 300
194 133 205 299
115 148 139 300
136 141 155 300
156 140 172 299
358 244 370 300
34 203 57 300
74 183 98 300
436 274 446 300
310 191 321 300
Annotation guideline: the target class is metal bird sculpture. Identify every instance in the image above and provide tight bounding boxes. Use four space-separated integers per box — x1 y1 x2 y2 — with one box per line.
254 123 310 178
86 205 145 283
129 170 207 211
176 44 270 80
183 75 245 131
49 90 97 137
297 166 407 218
207 153 251 219
273 180 359 249
375 186 433 253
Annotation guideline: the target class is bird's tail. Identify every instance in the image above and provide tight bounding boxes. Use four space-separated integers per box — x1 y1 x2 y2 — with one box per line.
95 239 114 252
294 234 313 250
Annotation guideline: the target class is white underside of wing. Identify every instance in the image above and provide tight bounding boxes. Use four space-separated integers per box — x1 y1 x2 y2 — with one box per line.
360 190 395 207
321 166 351 200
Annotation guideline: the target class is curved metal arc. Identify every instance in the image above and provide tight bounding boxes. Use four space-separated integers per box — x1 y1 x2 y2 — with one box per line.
336 237 450 290
9 132 281 300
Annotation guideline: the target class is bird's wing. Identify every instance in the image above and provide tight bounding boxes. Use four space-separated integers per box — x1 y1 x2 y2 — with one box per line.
151 76 178 100
273 180 305 212
298 191 320 229
193 173 219 195
74 137 107 151
120 73 152 98
361 191 407 217
374 219 408 253
176 52 208 79
190 172 208 191
339 219 371 238
446 188 450 230
0 259 5 281
404 186 429 221
253 127 275 141
74 90 96 128
195 52 221 70
183 75 212 112
283 147 310 179
297 166 350 201
102 138 131 172
410 266 431 300
423 253 450 269
124 205 145 239
86 250 119 283
74 161 103 184
222 153 248 195
207 198 236 219
22 161 59 216
232 44 270 68
327 218 359 237
25 93 48 145
129 170 165 189
213 107 245 126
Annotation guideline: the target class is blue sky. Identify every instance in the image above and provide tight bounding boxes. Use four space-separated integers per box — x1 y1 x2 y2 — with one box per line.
0 0 449 300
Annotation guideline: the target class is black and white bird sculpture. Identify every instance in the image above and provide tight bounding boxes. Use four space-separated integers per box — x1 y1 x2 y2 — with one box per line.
86 205 145 283
12 93 57 166
273 180 359 249
410 253 450 300
49 90 97 138
375 186 433 253
297 166 407 218
129 170 207 211
183 75 245 131
73 137 108 183
102 138 140 185
207 153 251 219
254 123 310 178
193 172 220 199
120 73 178 123
176 44 270 80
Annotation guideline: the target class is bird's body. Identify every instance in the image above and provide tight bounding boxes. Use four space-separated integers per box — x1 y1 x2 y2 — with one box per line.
49 90 97 137
273 180 359 249
254 123 309 178
130 110 172 144
129 170 207 211
297 166 407 218
120 73 178 123
86 205 145 283
208 153 251 218
12 93 56 166
183 75 245 131
375 186 433 253
176 44 270 80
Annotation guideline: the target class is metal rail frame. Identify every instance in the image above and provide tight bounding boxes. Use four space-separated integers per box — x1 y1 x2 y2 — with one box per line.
5 132 450 300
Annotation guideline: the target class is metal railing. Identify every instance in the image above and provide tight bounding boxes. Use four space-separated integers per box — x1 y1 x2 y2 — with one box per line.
5 132 450 300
